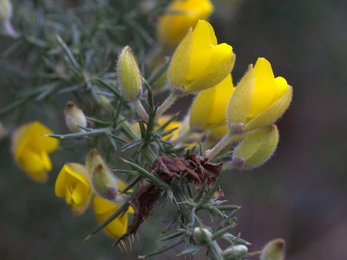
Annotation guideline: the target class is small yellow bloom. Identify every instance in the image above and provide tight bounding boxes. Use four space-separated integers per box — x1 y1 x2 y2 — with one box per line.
92 180 134 239
169 20 235 95
190 74 234 132
227 58 292 133
55 163 92 215
157 0 214 46
12 121 59 183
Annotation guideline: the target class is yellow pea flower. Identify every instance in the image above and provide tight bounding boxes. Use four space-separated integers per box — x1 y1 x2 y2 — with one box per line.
55 163 92 215
12 121 59 183
169 20 235 95
190 74 234 132
157 0 214 46
227 58 292 133
92 180 134 239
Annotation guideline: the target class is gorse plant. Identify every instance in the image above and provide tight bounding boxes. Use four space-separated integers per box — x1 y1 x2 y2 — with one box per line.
0 0 291 259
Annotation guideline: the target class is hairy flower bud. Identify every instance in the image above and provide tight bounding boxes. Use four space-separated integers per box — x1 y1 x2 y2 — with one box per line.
222 245 248 260
64 101 87 133
91 163 118 200
232 125 279 169
86 148 106 175
193 227 212 243
260 238 285 260
116 46 142 101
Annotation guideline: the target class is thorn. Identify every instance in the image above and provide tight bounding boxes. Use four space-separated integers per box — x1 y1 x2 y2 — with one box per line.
83 235 91 242
128 237 132 251
136 232 140 242
120 240 127 253
117 244 123 253
131 234 135 243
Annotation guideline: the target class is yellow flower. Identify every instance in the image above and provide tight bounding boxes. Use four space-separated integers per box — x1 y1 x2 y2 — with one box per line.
55 163 92 215
169 20 235 95
157 0 214 46
190 74 234 132
12 121 59 183
227 58 292 133
92 180 134 239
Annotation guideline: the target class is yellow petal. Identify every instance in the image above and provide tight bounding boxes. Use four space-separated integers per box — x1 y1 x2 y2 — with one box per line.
184 53 235 94
244 85 293 132
26 121 59 152
203 43 233 75
93 195 119 214
186 20 213 81
169 28 193 90
208 74 234 125
55 163 89 198
189 74 234 130
189 86 216 130
248 58 276 118
71 181 89 206
273 76 288 102
18 149 45 175
40 151 52 171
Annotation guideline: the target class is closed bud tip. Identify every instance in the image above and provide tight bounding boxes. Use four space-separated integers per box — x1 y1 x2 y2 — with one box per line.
222 245 248 260
260 238 285 260
91 163 118 200
64 101 87 133
193 227 212 243
86 149 106 175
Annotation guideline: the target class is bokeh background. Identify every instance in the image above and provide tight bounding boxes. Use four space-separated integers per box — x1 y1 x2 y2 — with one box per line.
1 0 347 259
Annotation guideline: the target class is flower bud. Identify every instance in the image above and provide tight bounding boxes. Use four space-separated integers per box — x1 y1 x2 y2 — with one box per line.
116 46 142 101
260 238 285 260
232 125 279 169
64 101 87 133
0 0 13 22
193 227 212 243
221 245 248 260
86 148 106 175
91 163 118 200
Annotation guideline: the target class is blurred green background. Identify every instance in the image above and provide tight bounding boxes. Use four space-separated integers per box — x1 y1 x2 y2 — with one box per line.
1 0 347 259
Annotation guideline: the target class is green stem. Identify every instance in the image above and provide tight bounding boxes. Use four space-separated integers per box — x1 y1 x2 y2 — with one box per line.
206 132 234 159
154 92 178 121
133 99 149 123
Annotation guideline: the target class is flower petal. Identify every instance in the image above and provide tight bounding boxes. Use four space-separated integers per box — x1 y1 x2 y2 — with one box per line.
186 20 213 81
248 58 276 118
